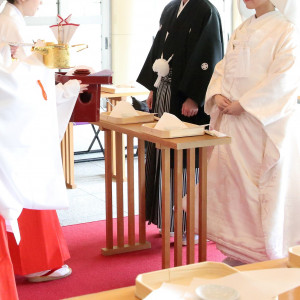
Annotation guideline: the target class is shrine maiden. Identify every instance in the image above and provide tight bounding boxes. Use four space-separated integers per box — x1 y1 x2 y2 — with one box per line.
205 0 300 263
0 0 84 282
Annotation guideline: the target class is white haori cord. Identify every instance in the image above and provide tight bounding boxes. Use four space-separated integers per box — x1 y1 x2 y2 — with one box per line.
152 54 173 88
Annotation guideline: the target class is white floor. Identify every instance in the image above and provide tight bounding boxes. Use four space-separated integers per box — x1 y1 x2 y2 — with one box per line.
57 144 140 226
57 160 106 226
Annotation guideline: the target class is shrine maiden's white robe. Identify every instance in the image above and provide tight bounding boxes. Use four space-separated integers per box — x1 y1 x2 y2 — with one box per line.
0 54 79 226
205 11 300 263
0 3 79 230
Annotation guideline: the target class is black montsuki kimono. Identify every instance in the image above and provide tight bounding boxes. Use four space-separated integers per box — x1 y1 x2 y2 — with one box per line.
137 0 224 227
137 0 224 125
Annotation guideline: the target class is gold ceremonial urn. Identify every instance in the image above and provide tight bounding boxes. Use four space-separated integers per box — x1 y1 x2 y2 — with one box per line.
32 42 88 69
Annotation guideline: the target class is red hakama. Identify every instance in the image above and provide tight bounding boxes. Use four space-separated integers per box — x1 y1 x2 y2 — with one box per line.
7 209 70 275
0 216 18 300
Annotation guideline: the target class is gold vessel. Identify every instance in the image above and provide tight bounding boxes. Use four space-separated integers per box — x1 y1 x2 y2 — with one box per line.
33 42 88 69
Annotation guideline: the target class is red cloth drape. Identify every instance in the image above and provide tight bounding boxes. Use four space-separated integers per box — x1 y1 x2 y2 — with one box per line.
0 215 18 300
7 209 70 275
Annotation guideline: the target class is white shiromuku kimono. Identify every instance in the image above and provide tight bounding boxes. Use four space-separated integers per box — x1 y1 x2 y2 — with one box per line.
0 3 79 240
205 11 300 263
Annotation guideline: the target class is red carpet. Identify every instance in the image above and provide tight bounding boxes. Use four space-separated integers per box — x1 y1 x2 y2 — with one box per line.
16 218 225 300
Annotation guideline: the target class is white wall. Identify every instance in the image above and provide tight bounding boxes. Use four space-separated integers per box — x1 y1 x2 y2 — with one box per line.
111 0 169 85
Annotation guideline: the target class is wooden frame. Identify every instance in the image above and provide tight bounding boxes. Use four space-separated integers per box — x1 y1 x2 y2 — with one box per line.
97 120 230 267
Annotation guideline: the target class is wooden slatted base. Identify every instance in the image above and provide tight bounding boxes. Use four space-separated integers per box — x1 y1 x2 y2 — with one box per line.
101 242 151 256
101 130 151 257
98 120 231 269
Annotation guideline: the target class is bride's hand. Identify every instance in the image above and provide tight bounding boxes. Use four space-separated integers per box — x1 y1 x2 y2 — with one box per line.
223 101 245 115
214 94 231 111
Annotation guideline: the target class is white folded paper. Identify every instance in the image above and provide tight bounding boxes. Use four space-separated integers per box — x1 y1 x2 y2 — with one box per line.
205 129 227 137
155 112 187 130
89 69 113 77
109 101 139 118
50 14 79 44
144 283 186 300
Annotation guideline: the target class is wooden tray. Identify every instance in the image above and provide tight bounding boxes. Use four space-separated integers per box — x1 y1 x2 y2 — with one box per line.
141 122 205 138
101 84 148 94
100 111 155 124
135 262 239 299
288 246 300 268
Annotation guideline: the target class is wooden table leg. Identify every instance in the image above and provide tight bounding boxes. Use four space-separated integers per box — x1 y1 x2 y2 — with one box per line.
138 139 146 244
106 98 116 177
174 150 183 267
127 136 135 246
61 123 76 189
161 148 171 269
186 148 195 264
116 132 124 248
103 130 113 251
198 147 207 262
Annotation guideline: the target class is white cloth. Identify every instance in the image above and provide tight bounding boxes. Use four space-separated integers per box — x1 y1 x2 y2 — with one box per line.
0 3 79 232
55 80 80 141
271 0 300 30
238 0 300 30
205 11 300 262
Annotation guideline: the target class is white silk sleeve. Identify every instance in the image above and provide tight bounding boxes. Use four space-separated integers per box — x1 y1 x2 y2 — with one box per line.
55 79 80 141
239 25 300 127
204 58 225 114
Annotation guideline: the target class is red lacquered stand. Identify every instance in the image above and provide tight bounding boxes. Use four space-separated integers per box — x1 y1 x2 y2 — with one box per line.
55 72 112 122
56 72 112 188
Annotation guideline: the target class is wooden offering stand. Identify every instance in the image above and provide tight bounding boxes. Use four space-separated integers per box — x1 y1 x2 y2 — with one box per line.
55 70 112 122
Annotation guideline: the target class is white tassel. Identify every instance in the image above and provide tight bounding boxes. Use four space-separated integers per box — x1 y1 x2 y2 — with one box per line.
152 57 171 88
154 76 162 88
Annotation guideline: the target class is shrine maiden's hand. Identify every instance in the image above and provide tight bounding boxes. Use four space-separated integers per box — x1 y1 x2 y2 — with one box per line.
181 98 198 117
147 91 153 110
77 80 89 93
10 45 18 59
223 101 245 115
214 94 231 112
